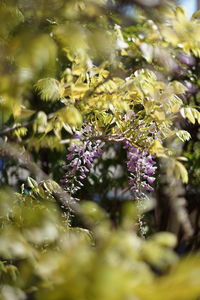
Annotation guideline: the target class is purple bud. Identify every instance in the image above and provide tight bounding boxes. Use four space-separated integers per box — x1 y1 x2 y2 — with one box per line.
178 54 195 66
184 81 198 94
62 165 69 171
60 179 67 184
147 176 155 184
66 154 74 160
146 167 156 176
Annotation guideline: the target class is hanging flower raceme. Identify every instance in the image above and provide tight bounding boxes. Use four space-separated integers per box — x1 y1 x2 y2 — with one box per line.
124 141 156 193
61 126 104 199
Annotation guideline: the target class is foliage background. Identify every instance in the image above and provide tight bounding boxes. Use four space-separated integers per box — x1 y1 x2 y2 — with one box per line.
1 0 200 299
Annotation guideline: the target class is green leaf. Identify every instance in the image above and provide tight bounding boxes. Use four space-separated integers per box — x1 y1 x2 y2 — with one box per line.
175 161 188 183
33 111 48 133
35 78 61 101
180 107 200 124
176 130 191 142
58 106 82 128
140 43 154 63
27 177 38 189
170 81 187 94
151 232 177 248
41 180 61 194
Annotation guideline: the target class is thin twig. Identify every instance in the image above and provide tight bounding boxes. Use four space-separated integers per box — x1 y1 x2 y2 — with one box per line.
0 113 55 137
0 120 34 137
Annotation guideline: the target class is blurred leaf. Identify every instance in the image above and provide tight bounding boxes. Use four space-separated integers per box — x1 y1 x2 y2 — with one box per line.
176 130 191 142
33 111 48 133
35 78 61 101
175 161 188 183
27 177 38 189
58 106 82 127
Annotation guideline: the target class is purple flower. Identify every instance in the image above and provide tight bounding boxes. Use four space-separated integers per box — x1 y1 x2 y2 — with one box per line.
124 141 156 194
146 166 156 176
147 176 155 185
61 126 104 198
178 53 195 66
183 81 198 94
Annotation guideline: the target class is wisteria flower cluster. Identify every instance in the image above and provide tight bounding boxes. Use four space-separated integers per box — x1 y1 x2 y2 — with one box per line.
61 126 104 199
124 141 157 194
62 124 157 201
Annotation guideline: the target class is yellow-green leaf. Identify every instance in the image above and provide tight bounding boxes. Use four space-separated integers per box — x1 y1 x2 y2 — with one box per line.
35 78 61 101
175 161 188 183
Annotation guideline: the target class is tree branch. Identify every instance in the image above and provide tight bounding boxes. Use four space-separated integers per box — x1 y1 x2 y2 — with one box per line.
0 120 34 137
0 141 85 218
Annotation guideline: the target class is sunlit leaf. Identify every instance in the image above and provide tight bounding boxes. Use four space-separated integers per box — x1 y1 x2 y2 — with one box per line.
35 78 61 101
